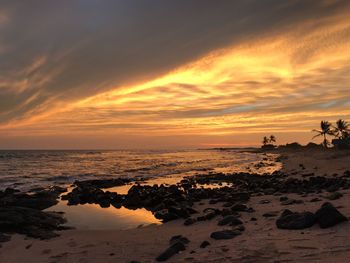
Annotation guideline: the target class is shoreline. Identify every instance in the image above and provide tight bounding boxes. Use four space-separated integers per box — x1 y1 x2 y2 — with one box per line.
1 149 350 262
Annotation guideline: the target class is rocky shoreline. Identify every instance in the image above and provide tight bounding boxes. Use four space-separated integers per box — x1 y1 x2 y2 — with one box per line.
1 150 350 262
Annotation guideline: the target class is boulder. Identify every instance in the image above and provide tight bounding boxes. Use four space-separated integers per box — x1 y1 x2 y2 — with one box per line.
276 209 316 230
315 202 348 228
218 215 242 226
156 241 186 261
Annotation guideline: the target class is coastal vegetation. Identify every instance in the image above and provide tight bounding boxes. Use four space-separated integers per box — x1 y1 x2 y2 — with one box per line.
262 119 350 150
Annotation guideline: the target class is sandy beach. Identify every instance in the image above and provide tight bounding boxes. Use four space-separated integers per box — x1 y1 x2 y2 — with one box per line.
1 149 350 263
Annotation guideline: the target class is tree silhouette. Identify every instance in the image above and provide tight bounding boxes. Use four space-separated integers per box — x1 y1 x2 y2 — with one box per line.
312 120 333 148
333 119 349 139
262 136 269 146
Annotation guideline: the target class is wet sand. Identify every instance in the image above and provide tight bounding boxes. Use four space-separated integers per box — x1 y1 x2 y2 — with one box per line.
1 149 350 263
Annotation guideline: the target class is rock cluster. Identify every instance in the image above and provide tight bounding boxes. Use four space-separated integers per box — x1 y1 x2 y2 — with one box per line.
276 202 348 229
0 187 68 241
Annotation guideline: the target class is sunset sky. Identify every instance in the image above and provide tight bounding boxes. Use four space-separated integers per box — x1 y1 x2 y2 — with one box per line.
1 0 350 149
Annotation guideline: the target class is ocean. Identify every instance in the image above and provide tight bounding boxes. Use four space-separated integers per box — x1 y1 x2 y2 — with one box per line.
0 149 280 191
0 149 281 230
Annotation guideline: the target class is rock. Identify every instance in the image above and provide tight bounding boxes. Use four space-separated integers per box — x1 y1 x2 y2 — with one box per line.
218 216 242 226
210 230 241 240
326 192 343 201
169 235 190 245
231 203 248 212
0 206 66 239
154 210 179 222
279 196 289 202
0 190 59 210
200 241 210 248
156 241 186 261
315 202 348 228
184 218 196 226
276 209 316 230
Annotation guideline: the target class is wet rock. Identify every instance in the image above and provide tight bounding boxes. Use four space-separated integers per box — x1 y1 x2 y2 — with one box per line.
315 202 348 228
276 209 316 230
218 215 242 226
154 210 179 222
156 241 186 261
0 206 66 239
200 241 210 248
0 189 59 210
210 230 241 240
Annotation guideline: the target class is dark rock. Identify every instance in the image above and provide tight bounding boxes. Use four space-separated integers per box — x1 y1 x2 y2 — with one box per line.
279 196 289 202
200 241 210 248
184 218 196 226
210 230 241 240
231 203 248 212
218 215 242 226
169 235 190 245
156 241 186 261
315 202 348 228
276 209 316 230
0 206 66 239
0 190 59 210
154 210 179 222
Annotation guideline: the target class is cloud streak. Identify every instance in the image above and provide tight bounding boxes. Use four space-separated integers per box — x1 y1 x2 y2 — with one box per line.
1 0 350 148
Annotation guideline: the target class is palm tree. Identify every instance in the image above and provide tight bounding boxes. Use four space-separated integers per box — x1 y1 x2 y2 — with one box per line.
312 121 333 148
262 136 269 146
269 135 276 144
333 119 349 139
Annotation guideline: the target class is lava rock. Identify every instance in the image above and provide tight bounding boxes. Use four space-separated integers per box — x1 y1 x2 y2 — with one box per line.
276 209 316 230
200 241 210 248
184 218 196 226
156 241 186 261
210 230 241 240
0 206 66 239
169 235 190 245
315 202 348 228
218 215 242 226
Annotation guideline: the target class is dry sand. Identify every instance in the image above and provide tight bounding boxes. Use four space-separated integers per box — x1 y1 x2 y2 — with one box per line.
1 149 350 263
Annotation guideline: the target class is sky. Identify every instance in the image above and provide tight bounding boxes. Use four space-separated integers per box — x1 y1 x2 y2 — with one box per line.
0 0 350 149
